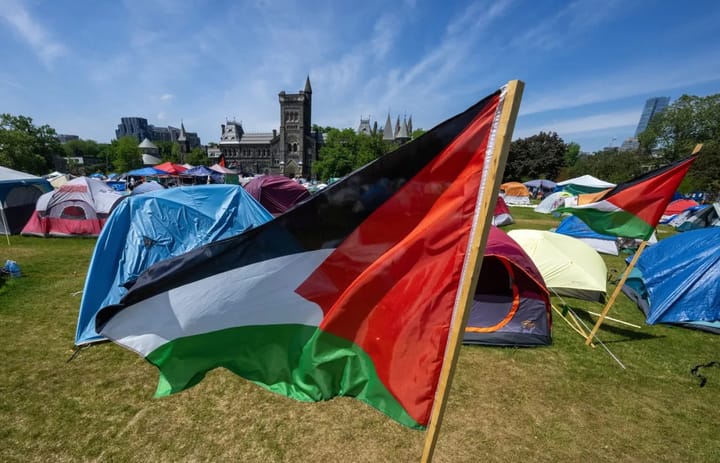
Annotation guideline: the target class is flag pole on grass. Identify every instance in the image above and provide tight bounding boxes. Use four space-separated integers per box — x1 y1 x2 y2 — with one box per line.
421 79 524 462
581 143 703 345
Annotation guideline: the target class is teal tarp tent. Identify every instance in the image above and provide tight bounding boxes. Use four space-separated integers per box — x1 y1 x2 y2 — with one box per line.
75 185 273 345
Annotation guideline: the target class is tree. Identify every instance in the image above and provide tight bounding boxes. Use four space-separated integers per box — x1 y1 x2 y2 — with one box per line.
62 139 102 175
565 148 650 184
0 114 61 175
186 147 208 166
639 93 720 195
313 128 389 180
505 131 566 181
109 136 143 173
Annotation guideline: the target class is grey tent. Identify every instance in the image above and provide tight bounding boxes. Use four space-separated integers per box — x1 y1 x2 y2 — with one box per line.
0 166 52 235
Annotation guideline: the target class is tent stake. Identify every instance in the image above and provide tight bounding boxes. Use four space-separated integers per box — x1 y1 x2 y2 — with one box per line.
586 240 648 345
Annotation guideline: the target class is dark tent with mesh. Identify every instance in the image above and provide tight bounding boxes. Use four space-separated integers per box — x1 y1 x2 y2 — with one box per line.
0 166 52 235
464 226 552 346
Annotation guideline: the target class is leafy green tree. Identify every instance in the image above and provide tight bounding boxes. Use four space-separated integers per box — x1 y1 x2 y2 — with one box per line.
186 147 208 166
411 128 426 139
565 148 650 184
505 131 566 181
314 129 389 180
639 93 720 195
0 114 60 175
110 136 143 173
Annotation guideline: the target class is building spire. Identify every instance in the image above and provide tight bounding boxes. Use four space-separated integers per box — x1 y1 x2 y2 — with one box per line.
304 75 312 94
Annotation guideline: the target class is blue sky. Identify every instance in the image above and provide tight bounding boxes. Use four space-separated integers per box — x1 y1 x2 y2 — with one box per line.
1 0 719 153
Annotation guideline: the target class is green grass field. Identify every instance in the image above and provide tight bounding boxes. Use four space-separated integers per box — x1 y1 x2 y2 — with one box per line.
1 208 718 462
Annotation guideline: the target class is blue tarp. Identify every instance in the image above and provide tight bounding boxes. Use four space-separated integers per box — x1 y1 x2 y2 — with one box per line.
555 215 616 240
622 227 720 332
75 185 273 345
126 167 167 176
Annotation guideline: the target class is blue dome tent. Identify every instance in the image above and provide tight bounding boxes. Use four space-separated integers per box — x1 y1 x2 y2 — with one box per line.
75 185 273 345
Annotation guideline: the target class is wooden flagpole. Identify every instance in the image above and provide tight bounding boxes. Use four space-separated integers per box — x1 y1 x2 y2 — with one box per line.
420 80 524 463
584 143 703 345
585 240 647 345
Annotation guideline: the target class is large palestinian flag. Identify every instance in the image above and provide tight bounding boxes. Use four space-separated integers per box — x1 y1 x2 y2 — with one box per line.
97 83 519 430
556 154 698 240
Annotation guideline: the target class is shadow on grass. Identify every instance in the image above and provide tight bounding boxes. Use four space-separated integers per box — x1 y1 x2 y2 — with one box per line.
563 306 665 343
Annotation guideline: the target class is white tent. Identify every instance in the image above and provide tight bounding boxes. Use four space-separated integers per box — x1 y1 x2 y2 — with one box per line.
556 175 615 195
534 191 573 214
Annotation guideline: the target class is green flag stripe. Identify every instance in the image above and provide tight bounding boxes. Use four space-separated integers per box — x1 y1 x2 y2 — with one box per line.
565 208 653 239
146 323 423 429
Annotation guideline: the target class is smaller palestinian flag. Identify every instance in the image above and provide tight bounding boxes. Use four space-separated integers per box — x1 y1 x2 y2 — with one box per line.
557 154 698 240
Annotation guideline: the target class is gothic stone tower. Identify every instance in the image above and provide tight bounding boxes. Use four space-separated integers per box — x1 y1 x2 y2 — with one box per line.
278 76 314 178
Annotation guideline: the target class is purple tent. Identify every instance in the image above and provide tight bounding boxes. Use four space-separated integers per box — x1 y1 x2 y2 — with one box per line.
243 175 311 215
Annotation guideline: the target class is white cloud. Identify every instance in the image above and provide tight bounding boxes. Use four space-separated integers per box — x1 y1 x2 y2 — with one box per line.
157 111 167 121
160 93 175 101
516 109 639 139
0 0 67 66
520 52 720 116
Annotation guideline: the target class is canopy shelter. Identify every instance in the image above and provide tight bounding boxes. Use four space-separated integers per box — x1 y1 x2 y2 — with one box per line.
75 185 273 345
508 229 607 302
209 163 237 174
0 166 52 235
154 162 188 175
555 175 615 195
126 167 168 177
21 177 124 237
622 227 720 333
183 165 224 184
130 180 165 195
524 179 556 198
464 227 551 346
244 175 311 215
499 181 531 205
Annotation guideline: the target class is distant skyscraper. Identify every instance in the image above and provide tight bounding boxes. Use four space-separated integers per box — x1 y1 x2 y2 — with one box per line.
634 97 670 137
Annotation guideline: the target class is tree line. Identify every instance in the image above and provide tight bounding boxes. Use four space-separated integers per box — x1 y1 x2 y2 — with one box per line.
0 114 208 176
2 93 717 195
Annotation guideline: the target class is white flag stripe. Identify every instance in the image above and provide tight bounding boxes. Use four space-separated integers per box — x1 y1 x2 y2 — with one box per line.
101 249 334 356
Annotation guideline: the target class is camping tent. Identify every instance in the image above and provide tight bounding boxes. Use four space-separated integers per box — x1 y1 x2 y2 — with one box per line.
500 181 531 205
508 229 607 302
244 175 311 214
660 198 699 223
0 166 52 235
556 175 615 195
675 203 720 231
75 185 274 345
492 196 513 226
554 215 619 255
621 227 720 333
130 180 165 195
534 191 573 214
21 177 124 237
464 227 551 346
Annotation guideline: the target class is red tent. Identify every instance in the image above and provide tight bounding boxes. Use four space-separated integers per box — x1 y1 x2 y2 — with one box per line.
663 198 699 217
492 196 513 226
154 162 188 175
244 175 310 215
464 226 552 346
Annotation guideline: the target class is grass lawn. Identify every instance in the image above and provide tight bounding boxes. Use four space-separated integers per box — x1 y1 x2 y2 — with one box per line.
1 208 718 462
